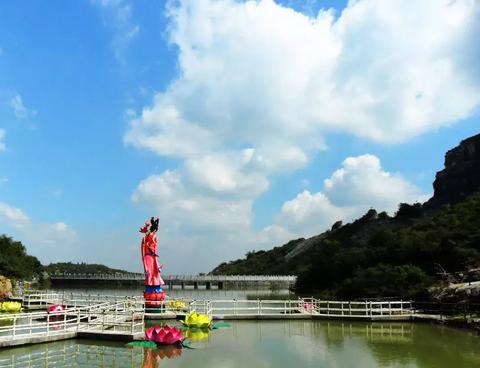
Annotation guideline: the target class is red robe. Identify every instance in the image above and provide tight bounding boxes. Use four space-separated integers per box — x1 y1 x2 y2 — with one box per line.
141 232 165 286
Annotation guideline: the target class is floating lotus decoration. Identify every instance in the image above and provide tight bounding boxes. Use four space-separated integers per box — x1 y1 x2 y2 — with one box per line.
0 301 22 313
47 304 65 314
167 300 187 311
145 325 184 346
181 312 212 329
298 302 315 313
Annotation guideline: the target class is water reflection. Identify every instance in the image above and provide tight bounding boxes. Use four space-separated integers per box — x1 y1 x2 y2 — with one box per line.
0 322 479 368
141 346 182 368
184 327 210 341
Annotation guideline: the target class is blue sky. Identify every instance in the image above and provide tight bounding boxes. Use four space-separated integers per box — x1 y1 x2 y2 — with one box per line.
0 0 479 273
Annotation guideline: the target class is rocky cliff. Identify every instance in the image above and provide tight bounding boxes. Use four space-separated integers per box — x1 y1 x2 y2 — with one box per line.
426 133 480 208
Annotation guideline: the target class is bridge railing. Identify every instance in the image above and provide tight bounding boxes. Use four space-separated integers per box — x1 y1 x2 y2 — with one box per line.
48 273 297 282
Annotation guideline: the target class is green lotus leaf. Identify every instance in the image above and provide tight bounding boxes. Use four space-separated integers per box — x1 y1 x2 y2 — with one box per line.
126 341 158 349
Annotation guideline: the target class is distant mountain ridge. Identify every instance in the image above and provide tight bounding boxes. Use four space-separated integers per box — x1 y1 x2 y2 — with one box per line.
211 133 480 300
44 262 129 275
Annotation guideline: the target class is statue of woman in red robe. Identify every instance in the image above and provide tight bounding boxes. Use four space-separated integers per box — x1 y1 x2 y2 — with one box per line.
140 217 166 305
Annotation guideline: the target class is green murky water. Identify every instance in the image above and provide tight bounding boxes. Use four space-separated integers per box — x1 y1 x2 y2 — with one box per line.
0 320 479 368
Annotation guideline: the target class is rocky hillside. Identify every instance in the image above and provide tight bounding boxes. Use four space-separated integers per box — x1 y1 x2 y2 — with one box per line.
426 133 480 208
211 133 480 300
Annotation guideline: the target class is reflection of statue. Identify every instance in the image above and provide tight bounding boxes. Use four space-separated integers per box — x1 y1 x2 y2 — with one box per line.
142 346 182 368
140 217 166 306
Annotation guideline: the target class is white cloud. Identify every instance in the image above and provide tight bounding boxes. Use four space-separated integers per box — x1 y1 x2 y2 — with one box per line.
276 190 353 236
92 0 140 61
0 129 5 151
274 154 429 237
324 154 429 210
0 201 77 262
0 202 30 229
127 0 480 162
10 94 37 120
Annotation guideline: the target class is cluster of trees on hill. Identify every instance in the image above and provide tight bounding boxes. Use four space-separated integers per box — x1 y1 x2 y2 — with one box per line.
211 192 480 300
0 235 43 280
44 262 129 275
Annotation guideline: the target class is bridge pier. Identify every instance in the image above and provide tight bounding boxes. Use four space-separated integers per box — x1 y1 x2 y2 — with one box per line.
181 282 185 290
193 282 198 290
218 281 224 290
205 282 211 290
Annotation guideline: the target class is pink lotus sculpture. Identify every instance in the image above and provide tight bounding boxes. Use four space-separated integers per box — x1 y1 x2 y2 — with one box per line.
145 325 184 346
47 304 65 314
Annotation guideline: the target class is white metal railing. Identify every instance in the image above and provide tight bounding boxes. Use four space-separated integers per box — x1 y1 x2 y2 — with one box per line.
300 298 413 318
0 297 143 343
186 298 414 318
22 290 140 309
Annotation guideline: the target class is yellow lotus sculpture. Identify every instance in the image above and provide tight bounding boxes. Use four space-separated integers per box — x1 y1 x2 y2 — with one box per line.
181 312 212 329
1 301 22 313
167 300 187 311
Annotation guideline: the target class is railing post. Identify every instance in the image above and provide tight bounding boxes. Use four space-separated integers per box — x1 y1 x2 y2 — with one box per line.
13 315 16 338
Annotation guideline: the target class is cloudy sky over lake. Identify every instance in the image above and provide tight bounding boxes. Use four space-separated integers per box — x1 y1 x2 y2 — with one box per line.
0 0 479 273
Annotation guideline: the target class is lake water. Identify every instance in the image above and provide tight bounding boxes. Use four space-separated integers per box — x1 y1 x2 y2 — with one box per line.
2 288 479 367
1 320 479 368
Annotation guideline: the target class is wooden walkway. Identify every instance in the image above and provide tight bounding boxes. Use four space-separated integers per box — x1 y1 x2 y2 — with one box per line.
0 291 415 348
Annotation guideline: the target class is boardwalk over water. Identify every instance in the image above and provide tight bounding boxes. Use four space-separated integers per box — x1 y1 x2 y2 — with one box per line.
0 290 415 348
49 274 297 289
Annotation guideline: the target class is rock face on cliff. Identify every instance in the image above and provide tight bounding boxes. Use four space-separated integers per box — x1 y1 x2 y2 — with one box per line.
426 133 480 208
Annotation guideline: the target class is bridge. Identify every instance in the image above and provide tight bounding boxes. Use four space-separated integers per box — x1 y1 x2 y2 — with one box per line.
49 273 297 290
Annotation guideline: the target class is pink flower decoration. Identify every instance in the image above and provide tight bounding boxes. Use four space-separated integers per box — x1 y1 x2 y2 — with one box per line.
145 325 184 345
47 304 65 314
